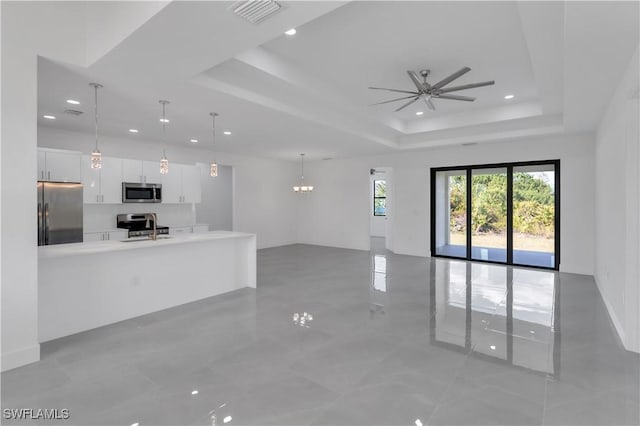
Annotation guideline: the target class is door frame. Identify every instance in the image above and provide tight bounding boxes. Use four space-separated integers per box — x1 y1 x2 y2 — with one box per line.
430 159 560 270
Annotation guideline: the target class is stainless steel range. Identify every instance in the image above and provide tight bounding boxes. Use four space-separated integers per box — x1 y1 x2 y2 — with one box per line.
116 213 169 238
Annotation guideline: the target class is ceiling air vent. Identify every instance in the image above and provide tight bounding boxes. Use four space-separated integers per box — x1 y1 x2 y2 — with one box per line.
229 0 283 24
63 109 84 116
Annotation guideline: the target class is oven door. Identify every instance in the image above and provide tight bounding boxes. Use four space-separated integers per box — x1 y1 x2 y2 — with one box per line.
122 183 161 203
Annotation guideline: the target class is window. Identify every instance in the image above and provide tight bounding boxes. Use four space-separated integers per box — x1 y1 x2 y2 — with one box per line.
431 160 559 270
373 180 386 216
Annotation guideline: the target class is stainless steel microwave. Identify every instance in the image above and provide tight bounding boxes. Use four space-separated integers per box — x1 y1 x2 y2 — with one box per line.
122 182 162 203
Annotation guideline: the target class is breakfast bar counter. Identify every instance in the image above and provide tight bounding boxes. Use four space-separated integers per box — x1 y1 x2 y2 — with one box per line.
38 231 256 342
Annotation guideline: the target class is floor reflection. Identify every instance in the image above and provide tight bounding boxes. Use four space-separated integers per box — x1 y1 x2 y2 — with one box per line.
430 259 560 376
369 254 387 318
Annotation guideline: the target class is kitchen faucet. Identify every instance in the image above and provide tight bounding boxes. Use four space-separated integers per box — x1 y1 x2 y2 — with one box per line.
144 213 158 240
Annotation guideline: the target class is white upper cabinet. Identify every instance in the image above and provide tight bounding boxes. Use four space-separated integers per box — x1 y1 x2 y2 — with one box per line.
56 150 202 205
161 163 201 204
160 163 183 203
122 159 164 184
82 155 122 204
142 160 162 184
122 159 143 183
38 148 81 182
37 150 46 180
100 157 123 203
82 156 101 204
181 165 202 204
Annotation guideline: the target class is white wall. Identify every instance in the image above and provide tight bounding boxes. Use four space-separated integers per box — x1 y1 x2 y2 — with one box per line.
38 126 298 249
1 1 89 372
297 160 370 250
300 133 595 275
595 46 639 353
195 163 233 231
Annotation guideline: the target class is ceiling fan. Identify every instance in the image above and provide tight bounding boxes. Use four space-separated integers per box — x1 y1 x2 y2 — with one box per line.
369 67 494 112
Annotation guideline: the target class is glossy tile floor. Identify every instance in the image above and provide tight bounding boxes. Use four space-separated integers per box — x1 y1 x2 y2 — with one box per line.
438 244 555 269
2 238 639 425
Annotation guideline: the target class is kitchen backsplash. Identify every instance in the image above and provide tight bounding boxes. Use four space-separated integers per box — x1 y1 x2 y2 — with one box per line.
84 203 195 232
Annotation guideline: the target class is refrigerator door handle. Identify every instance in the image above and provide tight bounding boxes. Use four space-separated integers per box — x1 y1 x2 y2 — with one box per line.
44 203 49 245
38 202 43 245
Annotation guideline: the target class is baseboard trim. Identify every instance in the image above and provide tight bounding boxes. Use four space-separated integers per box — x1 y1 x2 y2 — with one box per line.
594 275 629 351
1 344 40 372
257 240 298 250
296 240 370 252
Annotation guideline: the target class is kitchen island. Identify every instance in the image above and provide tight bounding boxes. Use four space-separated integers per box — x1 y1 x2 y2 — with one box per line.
38 231 256 342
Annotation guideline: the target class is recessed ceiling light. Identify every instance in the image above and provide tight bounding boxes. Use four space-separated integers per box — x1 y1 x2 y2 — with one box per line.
415 111 424 116
131 423 139 426
223 131 232 135
43 115 56 120
504 94 514 100
66 99 80 105
490 345 496 350
223 416 232 424
191 390 199 395
160 118 170 123
190 139 198 143
285 28 296 36
129 129 139 133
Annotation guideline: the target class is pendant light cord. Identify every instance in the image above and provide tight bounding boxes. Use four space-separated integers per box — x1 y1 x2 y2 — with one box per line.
162 101 167 157
89 83 103 151
210 112 219 164
301 153 305 180
93 85 99 151
212 113 217 161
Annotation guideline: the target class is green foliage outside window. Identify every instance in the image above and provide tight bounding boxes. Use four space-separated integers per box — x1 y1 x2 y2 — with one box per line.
374 180 386 216
448 172 554 237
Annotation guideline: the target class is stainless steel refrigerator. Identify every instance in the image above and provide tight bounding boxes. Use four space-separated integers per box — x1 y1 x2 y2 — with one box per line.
37 182 83 246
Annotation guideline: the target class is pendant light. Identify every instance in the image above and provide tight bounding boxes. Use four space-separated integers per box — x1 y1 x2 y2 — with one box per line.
159 100 170 174
293 153 313 193
89 83 103 169
209 112 219 177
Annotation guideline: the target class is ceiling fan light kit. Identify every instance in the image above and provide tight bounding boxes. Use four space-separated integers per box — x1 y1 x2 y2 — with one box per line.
369 67 495 112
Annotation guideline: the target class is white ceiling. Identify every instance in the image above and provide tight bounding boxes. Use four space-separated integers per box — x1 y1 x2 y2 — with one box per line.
37 1 639 161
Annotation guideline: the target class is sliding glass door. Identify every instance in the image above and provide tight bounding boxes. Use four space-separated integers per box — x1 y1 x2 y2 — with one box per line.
471 168 508 263
431 160 559 270
433 170 467 258
512 165 556 268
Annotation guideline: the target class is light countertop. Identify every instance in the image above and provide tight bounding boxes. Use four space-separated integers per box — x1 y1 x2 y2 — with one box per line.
85 224 211 234
39 230 255 259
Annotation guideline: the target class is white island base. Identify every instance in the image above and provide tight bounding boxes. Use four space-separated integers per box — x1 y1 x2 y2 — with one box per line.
38 231 256 342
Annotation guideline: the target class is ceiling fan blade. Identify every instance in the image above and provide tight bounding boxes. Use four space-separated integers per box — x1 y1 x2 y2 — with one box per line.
437 81 495 93
432 67 471 90
368 87 419 95
435 94 476 102
394 96 420 112
407 71 426 93
370 95 419 106
424 96 436 111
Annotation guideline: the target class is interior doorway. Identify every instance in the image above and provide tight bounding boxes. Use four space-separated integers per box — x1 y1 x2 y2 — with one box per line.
370 168 387 238
370 167 393 252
